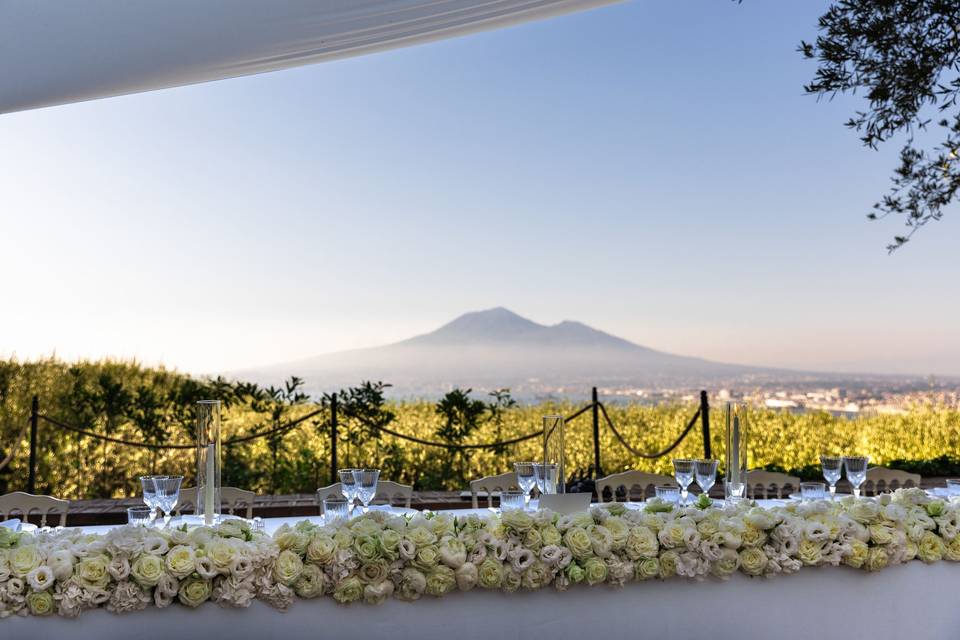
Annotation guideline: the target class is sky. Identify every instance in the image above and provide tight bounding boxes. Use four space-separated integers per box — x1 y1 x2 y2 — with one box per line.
2 1 958 378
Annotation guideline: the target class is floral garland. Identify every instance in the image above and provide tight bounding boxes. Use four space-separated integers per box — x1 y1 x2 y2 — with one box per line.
1 488 958 618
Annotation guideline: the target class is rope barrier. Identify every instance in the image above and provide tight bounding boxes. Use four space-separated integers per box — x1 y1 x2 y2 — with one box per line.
37 406 326 450
0 416 30 470
599 402 700 459
340 403 595 450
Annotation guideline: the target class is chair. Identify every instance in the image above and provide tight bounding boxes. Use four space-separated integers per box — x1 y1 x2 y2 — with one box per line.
0 491 69 527
175 487 256 519
863 467 921 496
316 480 413 514
745 470 800 499
596 470 675 502
469 471 520 509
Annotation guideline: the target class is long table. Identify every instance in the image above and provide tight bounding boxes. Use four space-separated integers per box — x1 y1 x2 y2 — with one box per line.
7 505 960 640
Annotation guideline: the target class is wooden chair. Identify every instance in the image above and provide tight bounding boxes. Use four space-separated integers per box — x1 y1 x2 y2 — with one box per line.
315 480 413 514
175 487 256 519
469 471 520 509
596 470 674 502
863 467 921 496
745 470 801 499
0 491 69 527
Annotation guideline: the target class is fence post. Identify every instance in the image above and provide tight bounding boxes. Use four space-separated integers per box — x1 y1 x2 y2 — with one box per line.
700 390 711 459
329 395 338 484
591 387 602 477
28 395 39 494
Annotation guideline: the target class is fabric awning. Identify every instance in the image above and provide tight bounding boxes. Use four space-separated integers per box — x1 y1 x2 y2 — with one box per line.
0 0 619 115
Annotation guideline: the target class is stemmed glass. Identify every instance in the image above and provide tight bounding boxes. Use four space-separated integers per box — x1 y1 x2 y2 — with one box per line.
152 475 183 527
353 469 380 514
820 455 843 500
694 459 719 504
339 469 359 515
673 459 696 506
533 463 558 495
843 456 869 498
514 462 537 510
139 475 160 525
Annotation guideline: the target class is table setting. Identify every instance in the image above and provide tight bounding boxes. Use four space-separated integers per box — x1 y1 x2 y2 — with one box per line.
4 401 960 639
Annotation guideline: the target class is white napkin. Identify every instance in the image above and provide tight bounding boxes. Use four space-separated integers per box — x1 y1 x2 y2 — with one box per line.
0 519 22 531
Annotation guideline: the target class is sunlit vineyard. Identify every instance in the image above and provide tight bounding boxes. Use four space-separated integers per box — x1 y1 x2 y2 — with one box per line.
1 358 958 499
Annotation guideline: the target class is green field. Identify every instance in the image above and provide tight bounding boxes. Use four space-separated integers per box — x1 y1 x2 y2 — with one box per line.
1 358 958 498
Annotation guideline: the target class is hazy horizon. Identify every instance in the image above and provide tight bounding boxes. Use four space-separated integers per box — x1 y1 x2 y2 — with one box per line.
3 1 959 378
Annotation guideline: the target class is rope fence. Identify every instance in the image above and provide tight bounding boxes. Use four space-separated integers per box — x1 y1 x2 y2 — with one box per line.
12 388 711 492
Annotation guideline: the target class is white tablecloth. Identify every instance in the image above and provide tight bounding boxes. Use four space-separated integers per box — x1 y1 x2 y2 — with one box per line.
8 562 959 640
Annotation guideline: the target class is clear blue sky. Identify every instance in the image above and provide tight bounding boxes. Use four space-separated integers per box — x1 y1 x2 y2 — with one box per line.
2 0 958 376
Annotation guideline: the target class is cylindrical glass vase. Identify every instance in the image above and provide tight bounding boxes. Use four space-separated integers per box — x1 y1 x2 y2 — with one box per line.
196 400 222 525
543 415 565 494
724 402 748 502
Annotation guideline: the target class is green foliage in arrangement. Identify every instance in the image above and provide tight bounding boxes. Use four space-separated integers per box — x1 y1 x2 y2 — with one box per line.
0 358 958 499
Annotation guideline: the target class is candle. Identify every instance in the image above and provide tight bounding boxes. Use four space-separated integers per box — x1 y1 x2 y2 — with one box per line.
731 416 741 484
204 442 216 525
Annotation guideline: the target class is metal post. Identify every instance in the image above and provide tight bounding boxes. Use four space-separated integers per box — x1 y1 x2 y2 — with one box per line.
329 395 338 484
700 390 711 459
591 387 602 477
28 395 38 494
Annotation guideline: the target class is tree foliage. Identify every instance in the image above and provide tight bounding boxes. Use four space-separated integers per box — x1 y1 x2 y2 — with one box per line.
799 0 960 250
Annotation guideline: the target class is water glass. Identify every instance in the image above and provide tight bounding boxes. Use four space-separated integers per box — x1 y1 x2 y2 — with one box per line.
533 463 558 495
820 455 843 499
127 506 152 526
339 469 359 513
672 459 696 506
514 462 537 509
352 468 380 513
843 456 869 498
946 479 960 501
152 475 183 527
322 497 350 523
694 459 719 497
500 490 525 512
800 482 826 501
655 485 680 505
139 475 159 523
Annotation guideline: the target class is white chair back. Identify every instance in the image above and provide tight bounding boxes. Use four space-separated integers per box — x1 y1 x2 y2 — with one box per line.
469 472 520 509
596 470 675 502
316 480 413 513
745 470 801 499
864 467 921 495
0 491 69 527
175 487 256 519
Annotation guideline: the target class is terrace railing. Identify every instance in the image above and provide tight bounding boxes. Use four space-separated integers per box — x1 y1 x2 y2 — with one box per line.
16 388 711 494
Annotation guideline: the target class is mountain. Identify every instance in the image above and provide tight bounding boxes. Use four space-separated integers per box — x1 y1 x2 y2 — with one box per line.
240 307 791 398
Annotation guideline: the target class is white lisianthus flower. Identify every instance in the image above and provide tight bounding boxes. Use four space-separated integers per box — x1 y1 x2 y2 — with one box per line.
26 565 55 591
363 580 394 605
455 561 478 591
47 549 75 581
438 537 467 569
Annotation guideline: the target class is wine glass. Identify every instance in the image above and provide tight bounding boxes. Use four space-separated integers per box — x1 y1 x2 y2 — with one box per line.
514 462 537 509
843 456 869 498
152 475 183 527
139 475 159 524
672 459 696 506
339 468 359 514
694 459 719 503
533 463 558 495
820 455 843 499
352 468 380 514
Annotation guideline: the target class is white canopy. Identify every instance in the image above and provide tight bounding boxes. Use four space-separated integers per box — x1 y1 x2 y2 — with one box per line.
0 0 619 115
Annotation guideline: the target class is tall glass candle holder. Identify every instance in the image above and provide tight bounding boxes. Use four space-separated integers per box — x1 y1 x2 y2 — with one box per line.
724 402 748 502
196 400 221 525
543 415 565 494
